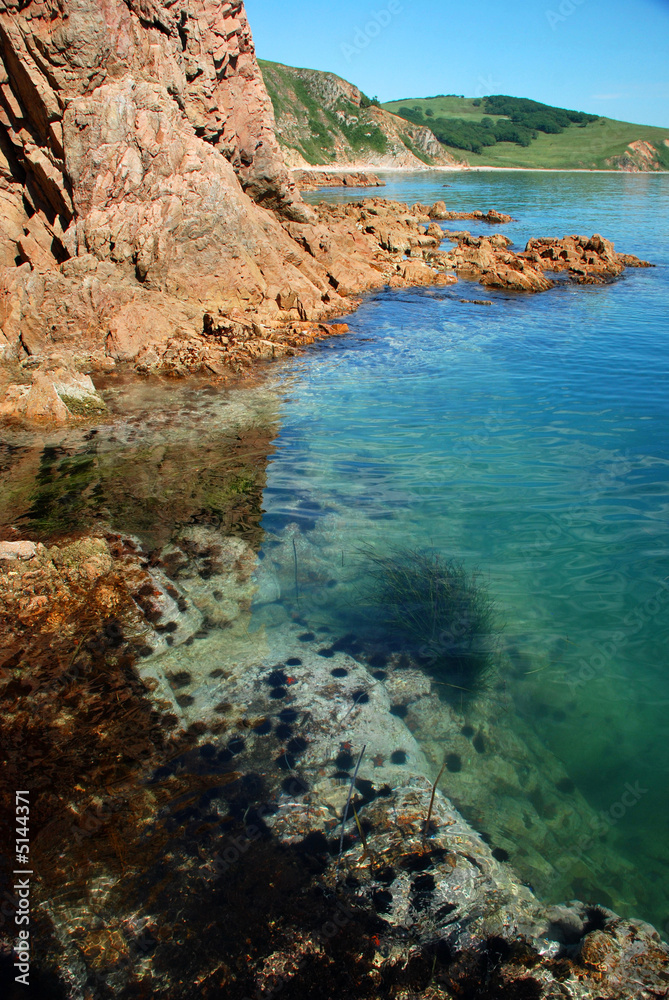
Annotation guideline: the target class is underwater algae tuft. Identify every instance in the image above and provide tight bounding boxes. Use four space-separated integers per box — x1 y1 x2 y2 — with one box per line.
361 546 500 698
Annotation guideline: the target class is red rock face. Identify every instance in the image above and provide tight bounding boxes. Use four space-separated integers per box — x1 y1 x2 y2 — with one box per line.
0 0 338 358
0 0 300 217
0 3 653 383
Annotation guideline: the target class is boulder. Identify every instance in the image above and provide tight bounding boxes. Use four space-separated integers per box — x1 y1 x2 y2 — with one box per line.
0 369 106 424
428 199 449 219
443 235 554 292
523 234 652 283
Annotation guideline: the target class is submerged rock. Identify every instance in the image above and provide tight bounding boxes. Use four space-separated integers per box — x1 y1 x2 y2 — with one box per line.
2 511 668 997
0 370 106 425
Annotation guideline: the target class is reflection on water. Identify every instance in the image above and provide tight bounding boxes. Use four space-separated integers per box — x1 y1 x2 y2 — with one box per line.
0 373 280 548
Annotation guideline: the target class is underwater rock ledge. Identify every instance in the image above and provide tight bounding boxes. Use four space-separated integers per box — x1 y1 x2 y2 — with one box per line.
1 531 668 998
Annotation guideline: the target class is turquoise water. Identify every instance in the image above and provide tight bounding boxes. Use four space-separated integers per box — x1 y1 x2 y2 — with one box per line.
256 171 669 927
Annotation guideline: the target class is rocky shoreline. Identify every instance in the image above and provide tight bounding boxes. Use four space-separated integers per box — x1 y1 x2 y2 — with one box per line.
292 170 385 190
0 191 651 426
0 0 667 996
0 0 651 428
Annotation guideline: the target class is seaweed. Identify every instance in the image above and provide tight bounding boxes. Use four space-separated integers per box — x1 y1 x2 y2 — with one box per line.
360 545 501 698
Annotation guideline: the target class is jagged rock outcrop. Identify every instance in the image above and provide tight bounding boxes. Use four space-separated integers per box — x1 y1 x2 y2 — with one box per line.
607 139 665 172
433 229 652 292
293 169 385 190
439 234 556 292
523 232 653 282
1 0 418 374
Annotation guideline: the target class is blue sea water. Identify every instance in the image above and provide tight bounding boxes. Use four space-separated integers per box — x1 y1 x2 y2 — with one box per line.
4 169 667 947
256 171 669 927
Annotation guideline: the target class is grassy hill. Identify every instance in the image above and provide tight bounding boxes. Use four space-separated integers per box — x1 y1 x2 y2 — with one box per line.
258 59 669 172
383 95 669 170
258 60 459 169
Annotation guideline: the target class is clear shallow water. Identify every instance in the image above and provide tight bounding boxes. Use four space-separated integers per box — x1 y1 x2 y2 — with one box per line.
257 171 669 927
2 171 667 958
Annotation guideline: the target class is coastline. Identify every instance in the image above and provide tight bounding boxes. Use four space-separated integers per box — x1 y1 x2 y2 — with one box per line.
2 0 669 991
292 163 669 175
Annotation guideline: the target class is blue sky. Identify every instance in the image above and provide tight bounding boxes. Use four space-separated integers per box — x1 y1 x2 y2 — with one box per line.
245 0 669 127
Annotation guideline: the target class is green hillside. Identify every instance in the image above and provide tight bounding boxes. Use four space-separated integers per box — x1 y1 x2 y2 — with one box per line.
258 60 458 168
383 95 669 170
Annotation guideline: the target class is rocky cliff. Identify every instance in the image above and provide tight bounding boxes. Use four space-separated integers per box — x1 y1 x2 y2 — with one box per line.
0 0 416 374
